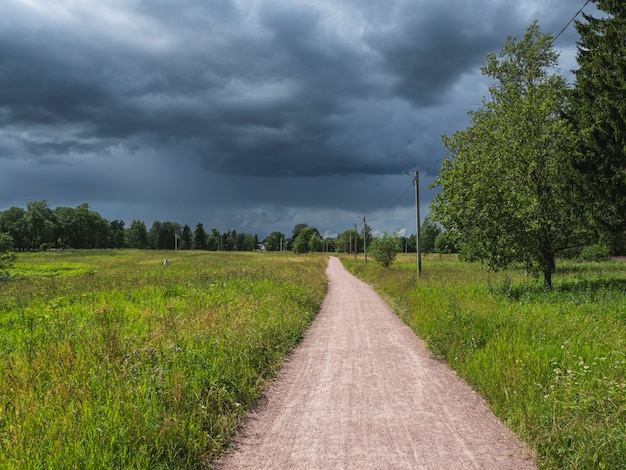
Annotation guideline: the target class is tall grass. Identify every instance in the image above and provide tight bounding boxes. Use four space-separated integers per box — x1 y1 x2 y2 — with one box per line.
343 254 626 469
0 250 327 468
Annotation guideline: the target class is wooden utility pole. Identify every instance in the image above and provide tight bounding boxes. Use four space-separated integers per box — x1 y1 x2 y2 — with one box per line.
362 216 367 265
406 170 422 279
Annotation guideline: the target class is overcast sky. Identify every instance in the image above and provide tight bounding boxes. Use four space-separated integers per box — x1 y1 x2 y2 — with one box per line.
0 0 597 238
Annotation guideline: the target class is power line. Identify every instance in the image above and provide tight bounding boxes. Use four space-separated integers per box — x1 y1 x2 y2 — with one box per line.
551 0 591 45
368 179 414 223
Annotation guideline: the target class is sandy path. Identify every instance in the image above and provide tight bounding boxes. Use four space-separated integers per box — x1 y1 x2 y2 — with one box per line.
214 257 536 469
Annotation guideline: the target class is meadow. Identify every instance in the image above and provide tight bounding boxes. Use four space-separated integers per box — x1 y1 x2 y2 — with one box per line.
0 250 327 468
343 253 626 469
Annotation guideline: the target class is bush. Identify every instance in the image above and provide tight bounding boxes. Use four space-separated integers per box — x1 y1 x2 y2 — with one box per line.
369 232 400 268
578 244 610 262
0 232 16 281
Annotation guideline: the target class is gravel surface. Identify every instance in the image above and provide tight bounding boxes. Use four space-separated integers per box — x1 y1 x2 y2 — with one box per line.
214 257 536 469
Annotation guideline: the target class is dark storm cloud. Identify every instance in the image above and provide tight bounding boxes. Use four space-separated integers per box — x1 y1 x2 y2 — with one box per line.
0 0 594 235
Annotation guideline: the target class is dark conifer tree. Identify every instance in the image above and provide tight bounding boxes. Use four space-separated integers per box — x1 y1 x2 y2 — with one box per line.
571 1 626 254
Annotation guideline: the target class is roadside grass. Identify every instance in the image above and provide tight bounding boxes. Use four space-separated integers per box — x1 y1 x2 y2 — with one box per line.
0 250 327 468
342 253 626 469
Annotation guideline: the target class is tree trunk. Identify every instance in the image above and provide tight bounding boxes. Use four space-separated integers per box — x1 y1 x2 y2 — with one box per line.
543 268 552 288
542 251 555 288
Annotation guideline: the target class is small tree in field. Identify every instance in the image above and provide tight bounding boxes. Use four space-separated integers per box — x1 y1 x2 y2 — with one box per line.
369 232 401 268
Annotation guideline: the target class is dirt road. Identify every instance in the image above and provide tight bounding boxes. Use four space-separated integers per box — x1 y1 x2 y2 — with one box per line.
214 257 536 469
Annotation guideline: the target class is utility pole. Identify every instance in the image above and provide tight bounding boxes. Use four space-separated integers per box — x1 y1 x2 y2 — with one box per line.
362 216 367 265
354 223 357 259
405 170 422 279
349 231 352 255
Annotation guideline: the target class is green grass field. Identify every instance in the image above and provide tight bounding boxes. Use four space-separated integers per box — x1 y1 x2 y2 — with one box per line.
343 253 626 469
0 250 327 468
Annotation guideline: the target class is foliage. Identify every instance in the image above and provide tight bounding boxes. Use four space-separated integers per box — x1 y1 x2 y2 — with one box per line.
434 231 459 254
577 243 611 262
264 231 286 251
343 253 626 469
54 203 110 249
571 1 626 255
0 250 327 468
148 221 182 250
431 22 586 287
180 224 193 250
108 220 126 249
0 233 17 280
292 226 321 254
125 220 149 249
335 229 360 254
192 223 207 250
420 214 441 253
369 232 401 268
0 207 27 251
0 201 262 253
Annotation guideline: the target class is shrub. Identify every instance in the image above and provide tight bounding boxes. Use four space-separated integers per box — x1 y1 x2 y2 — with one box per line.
577 244 610 262
369 232 400 268
0 232 16 281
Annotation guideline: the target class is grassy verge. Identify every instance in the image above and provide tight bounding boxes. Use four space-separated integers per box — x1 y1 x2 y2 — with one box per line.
0 250 327 468
342 253 626 469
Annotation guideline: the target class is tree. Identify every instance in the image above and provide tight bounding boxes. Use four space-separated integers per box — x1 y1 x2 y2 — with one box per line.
420 214 441 254
434 231 459 254
207 228 220 251
160 222 182 250
292 223 309 240
24 200 56 250
0 207 28 251
193 223 207 250
180 225 193 250
237 233 257 251
292 226 319 254
335 229 360 254
0 232 17 281
52 203 108 249
309 233 322 252
148 221 179 250
571 1 626 254
108 220 126 248
369 232 401 268
431 22 586 287
126 220 148 249
265 231 285 251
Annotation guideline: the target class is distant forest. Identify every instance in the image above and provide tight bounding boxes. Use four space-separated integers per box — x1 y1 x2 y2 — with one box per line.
0 200 261 252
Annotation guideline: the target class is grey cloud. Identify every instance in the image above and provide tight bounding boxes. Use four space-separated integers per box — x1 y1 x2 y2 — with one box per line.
0 0 591 235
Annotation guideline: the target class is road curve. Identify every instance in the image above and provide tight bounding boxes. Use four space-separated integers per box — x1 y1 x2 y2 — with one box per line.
214 256 536 469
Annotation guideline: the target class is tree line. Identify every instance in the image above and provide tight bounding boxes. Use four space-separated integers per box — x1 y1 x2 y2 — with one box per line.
0 200 263 252
430 2 626 287
0 200 447 257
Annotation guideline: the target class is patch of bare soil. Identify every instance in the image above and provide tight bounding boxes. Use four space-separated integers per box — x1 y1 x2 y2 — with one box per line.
213 257 536 469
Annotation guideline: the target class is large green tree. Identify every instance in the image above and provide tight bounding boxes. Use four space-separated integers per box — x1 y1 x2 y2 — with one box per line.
431 22 586 287
571 1 626 254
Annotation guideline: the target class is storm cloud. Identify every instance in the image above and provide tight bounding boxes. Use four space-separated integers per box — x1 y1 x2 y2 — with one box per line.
0 0 595 237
